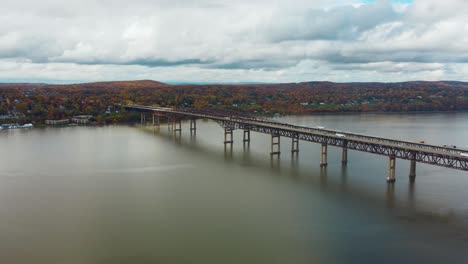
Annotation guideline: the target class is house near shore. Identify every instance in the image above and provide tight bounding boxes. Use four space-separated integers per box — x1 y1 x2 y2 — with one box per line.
71 115 92 124
45 119 70 125
45 115 92 126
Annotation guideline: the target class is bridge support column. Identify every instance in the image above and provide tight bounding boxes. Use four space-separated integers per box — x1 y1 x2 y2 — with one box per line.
409 155 416 182
224 128 233 144
168 118 173 131
387 155 396 183
320 143 328 167
141 112 146 125
243 129 250 143
291 136 299 154
190 119 196 133
342 147 348 165
156 115 160 127
174 120 182 133
270 134 281 156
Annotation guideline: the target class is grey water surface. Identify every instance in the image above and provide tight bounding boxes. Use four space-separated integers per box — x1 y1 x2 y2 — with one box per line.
1 112 468 264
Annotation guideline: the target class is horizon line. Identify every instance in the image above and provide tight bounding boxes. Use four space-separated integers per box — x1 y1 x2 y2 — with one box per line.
0 79 467 86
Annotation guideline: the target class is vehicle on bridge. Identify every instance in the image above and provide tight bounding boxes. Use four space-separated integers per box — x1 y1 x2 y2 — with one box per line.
444 144 457 149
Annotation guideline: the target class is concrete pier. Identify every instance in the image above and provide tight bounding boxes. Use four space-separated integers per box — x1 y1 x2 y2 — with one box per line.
224 129 233 144
320 143 328 167
270 134 281 156
140 112 146 124
409 155 416 182
387 155 396 183
174 120 182 133
291 135 299 154
342 147 348 165
168 118 173 131
190 119 197 133
152 114 160 127
243 129 250 143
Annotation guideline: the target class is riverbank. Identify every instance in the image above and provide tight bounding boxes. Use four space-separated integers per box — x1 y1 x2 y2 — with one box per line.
3 108 468 128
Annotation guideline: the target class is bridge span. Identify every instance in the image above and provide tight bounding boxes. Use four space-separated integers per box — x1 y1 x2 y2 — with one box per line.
125 104 468 183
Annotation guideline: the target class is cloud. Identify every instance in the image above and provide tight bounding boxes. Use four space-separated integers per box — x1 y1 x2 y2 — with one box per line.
262 0 400 42
0 0 467 82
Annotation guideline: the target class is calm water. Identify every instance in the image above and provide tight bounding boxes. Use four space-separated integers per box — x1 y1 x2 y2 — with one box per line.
1 113 468 264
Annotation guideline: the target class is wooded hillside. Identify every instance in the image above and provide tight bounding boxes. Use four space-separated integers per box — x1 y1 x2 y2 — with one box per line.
1 80 467 123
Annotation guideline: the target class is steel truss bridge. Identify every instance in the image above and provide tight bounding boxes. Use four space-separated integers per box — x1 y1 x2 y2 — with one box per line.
125 104 468 183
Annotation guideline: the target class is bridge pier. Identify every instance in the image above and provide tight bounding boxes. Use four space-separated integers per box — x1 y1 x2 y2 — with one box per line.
243 129 250 143
190 119 197 133
409 156 416 182
224 128 233 144
140 112 146 125
270 134 281 156
174 120 182 133
320 143 328 167
152 114 160 126
342 140 348 165
387 155 396 183
342 147 348 165
152 114 160 127
291 134 299 154
168 118 173 131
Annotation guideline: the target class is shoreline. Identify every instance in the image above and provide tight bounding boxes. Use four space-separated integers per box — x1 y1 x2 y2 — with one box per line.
2 109 468 127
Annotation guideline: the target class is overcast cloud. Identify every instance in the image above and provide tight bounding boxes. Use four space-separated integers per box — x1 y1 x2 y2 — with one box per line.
0 0 467 83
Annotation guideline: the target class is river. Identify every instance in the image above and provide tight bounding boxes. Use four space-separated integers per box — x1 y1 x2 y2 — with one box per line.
1 112 468 263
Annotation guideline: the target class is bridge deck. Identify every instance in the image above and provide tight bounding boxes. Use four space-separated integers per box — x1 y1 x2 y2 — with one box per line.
125 105 468 171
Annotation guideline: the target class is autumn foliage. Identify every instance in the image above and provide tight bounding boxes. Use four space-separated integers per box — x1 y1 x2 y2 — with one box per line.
1 80 467 123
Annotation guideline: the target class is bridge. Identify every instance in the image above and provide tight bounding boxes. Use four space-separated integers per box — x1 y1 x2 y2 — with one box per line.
125 104 468 183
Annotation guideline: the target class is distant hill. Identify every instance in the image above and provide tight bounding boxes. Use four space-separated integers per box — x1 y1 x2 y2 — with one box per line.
1 80 468 89
1 80 468 123
299 81 468 89
50 80 170 89
0 83 47 87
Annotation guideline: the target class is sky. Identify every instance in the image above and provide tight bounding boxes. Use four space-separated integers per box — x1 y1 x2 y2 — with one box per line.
0 0 467 84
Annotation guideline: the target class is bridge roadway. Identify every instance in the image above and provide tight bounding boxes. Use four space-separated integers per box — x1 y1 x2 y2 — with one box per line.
125 104 468 183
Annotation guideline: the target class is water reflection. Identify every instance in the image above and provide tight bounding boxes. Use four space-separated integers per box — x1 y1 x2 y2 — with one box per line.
173 131 182 145
269 154 281 170
224 143 233 160
386 183 396 209
340 165 348 192
408 182 416 210
290 154 300 178
320 166 328 189
140 122 468 231
243 141 250 151
151 125 160 134
189 130 197 143
242 142 251 163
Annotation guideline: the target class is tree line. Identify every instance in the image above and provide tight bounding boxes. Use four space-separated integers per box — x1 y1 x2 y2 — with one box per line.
1 80 467 124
